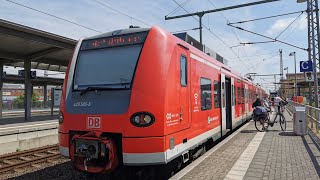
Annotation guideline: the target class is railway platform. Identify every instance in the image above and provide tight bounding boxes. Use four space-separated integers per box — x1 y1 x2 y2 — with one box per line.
0 114 58 155
171 110 320 180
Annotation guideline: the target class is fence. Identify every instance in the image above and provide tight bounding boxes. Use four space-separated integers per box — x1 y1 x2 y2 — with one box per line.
2 101 52 110
287 100 320 132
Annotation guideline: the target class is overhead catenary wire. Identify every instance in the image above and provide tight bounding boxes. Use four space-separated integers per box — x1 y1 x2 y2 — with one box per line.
274 12 304 39
229 10 306 50
4 0 103 33
226 52 280 60
170 27 199 34
228 23 307 51
167 0 192 17
259 15 308 63
207 0 254 69
91 0 151 27
172 0 251 72
229 10 306 25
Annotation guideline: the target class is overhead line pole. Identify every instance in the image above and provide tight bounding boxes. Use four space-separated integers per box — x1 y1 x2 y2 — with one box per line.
308 0 320 129
279 49 283 96
165 0 280 45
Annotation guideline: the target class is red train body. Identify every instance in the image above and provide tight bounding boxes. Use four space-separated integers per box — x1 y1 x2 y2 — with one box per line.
59 26 266 174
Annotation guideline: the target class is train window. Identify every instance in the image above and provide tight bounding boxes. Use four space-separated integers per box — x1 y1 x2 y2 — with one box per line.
180 55 187 86
74 44 142 89
237 87 241 105
232 85 235 106
222 82 225 108
246 89 248 103
201 78 212 110
214 80 221 108
241 88 245 104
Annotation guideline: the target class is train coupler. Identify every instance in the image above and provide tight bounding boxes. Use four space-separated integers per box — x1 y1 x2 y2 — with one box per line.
70 131 118 173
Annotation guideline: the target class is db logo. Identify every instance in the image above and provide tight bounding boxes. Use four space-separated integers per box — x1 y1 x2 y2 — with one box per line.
87 116 101 129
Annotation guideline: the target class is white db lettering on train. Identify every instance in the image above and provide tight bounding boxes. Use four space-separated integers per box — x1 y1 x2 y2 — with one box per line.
87 116 101 129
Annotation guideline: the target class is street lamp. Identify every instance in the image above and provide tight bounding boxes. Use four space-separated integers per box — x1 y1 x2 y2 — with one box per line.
289 52 297 98
283 67 288 79
283 67 289 98
244 73 257 80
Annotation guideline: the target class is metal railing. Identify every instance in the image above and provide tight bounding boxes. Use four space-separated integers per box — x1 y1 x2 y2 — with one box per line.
287 100 320 131
2 101 52 110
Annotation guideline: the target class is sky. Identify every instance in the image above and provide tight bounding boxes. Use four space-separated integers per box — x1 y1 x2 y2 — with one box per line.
0 0 310 92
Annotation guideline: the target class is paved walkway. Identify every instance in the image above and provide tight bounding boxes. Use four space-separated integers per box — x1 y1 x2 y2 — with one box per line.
171 110 320 180
0 115 58 126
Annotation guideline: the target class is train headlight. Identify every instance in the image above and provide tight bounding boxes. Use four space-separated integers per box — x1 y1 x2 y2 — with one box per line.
144 115 152 124
134 116 141 124
130 112 155 127
59 111 64 125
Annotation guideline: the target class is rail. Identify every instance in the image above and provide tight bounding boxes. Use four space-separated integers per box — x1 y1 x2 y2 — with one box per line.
0 144 60 173
286 100 320 130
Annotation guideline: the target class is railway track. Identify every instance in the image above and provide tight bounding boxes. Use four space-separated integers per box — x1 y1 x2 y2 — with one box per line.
0 144 61 173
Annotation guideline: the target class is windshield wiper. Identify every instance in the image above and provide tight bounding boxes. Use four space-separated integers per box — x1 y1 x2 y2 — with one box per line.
79 86 123 96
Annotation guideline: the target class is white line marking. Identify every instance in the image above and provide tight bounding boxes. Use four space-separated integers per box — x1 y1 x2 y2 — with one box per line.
169 122 251 180
224 132 266 180
0 121 58 130
190 53 220 71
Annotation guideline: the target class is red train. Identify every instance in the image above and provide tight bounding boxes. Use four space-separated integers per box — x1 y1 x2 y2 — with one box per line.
58 26 266 177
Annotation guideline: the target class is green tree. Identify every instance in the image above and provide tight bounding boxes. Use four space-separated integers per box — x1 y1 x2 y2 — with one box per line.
13 93 40 108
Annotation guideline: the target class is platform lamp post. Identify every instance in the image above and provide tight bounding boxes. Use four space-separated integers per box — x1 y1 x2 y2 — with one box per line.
283 67 289 98
289 52 297 98
244 73 257 81
284 67 288 79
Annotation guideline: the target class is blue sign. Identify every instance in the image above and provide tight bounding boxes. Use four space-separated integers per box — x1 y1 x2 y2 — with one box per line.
300 61 313 72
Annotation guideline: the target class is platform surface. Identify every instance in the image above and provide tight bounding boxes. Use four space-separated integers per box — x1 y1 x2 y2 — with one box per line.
171 110 320 180
0 113 58 126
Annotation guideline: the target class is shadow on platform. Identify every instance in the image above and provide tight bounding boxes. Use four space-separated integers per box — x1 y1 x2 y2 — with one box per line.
278 131 296 136
240 130 256 133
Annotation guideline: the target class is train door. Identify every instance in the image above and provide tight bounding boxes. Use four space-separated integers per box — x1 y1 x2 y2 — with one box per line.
225 77 232 131
231 78 236 126
245 84 249 119
179 49 191 129
221 73 227 135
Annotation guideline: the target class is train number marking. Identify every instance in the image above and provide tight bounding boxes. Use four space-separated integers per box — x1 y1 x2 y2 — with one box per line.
87 116 101 129
73 102 92 107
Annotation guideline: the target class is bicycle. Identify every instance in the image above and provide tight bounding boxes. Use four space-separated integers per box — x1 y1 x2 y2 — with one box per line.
254 107 271 132
254 103 287 132
269 104 287 131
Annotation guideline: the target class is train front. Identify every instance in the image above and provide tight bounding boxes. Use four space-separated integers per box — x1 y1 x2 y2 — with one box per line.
58 27 167 173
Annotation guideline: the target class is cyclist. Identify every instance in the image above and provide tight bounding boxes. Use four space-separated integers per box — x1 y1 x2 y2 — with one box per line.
273 95 285 114
252 95 262 108
252 95 267 121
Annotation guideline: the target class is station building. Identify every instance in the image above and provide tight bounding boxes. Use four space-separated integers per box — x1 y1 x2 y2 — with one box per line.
280 72 320 102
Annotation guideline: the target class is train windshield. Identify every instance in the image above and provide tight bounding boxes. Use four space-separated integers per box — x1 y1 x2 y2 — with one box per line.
74 44 143 90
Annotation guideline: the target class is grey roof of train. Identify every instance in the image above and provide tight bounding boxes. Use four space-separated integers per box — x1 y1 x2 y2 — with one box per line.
84 28 150 40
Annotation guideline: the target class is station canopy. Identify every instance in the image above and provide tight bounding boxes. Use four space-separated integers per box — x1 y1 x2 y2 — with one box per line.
0 19 77 72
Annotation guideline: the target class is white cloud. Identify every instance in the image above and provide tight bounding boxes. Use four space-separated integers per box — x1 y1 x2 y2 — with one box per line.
266 16 307 36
